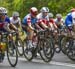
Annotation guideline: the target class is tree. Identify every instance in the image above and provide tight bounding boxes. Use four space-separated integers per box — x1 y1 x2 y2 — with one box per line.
0 0 75 18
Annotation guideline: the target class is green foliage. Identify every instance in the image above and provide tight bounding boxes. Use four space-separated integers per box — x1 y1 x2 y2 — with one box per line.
0 0 75 18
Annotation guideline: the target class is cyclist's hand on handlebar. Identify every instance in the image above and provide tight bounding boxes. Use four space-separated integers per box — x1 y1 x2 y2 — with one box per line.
45 27 49 31
15 29 19 35
34 29 38 33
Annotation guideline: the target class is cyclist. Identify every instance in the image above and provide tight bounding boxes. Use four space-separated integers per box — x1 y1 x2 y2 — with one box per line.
65 8 75 36
36 7 49 29
22 7 39 50
10 12 21 29
54 14 64 53
48 13 57 31
55 13 64 29
0 7 18 62
10 11 22 40
48 13 61 52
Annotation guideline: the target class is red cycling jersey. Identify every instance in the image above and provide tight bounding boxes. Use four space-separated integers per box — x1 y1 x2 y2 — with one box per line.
38 19 49 26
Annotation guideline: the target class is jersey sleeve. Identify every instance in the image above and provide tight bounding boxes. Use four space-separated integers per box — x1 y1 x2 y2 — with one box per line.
5 16 10 23
22 15 31 25
26 18 31 25
18 17 21 24
49 19 54 23
65 13 72 26
22 17 27 25
36 14 42 23
10 17 13 23
36 16 44 24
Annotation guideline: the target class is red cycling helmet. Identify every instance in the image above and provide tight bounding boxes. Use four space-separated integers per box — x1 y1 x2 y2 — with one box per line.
30 7 38 16
71 8 75 12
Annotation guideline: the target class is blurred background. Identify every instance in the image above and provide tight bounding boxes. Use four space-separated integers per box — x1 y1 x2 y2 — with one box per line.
0 0 75 18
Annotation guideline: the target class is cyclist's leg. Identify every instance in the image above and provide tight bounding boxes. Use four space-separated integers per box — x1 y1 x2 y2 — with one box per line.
26 26 34 48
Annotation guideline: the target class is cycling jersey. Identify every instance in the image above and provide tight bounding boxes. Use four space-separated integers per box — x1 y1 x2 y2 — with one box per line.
37 13 49 25
22 14 37 26
49 19 55 24
0 16 10 32
54 18 64 29
54 18 64 24
10 17 21 24
65 12 75 27
48 18 57 30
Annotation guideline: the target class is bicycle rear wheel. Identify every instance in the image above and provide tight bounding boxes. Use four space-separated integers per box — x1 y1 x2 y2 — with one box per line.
16 39 24 56
39 38 53 62
43 37 55 59
67 38 75 61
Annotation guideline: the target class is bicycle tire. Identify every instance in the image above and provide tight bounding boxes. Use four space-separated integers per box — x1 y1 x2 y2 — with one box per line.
7 41 18 67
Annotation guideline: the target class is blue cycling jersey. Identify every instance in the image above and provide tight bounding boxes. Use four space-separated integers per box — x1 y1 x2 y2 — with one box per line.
0 16 10 32
65 12 75 27
65 13 72 27
0 16 10 23
22 14 37 25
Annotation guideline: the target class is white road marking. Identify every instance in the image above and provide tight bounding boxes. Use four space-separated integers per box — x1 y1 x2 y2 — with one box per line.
4 56 75 68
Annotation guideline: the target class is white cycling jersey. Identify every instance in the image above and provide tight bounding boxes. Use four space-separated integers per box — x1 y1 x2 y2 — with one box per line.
54 18 64 26
54 18 64 23
72 12 75 24
10 17 21 25
37 13 49 20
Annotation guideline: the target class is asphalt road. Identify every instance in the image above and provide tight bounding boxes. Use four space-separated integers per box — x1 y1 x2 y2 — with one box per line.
0 52 75 69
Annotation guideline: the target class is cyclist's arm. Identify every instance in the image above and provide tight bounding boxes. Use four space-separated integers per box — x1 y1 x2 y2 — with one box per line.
53 22 58 29
3 23 11 32
3 17 14 32
35 23 43 30
28 23 35 30
9 23 18 31
26 17 35 30
60 19 64 26
18 18 22 29
40 22 48 29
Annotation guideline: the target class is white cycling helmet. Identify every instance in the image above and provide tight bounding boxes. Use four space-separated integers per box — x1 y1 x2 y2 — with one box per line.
56 14 62 18
48 13 54 18
0 7 7 14
40 7 49 13
12 12 19 17
30 7 38 16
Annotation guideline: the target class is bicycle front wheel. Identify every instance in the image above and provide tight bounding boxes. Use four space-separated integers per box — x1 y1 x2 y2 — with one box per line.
6 41 18 67
39 38 53 62
23 39 33 61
